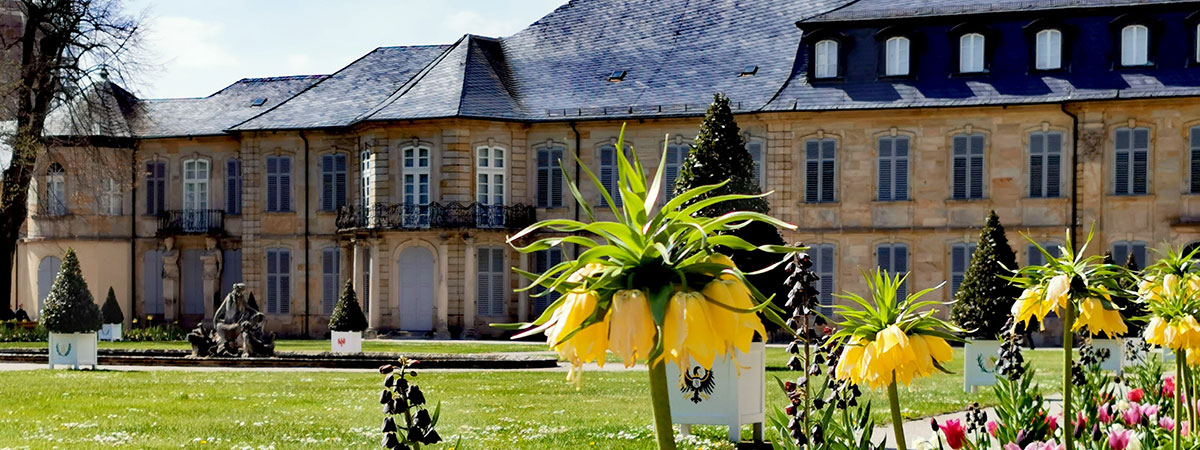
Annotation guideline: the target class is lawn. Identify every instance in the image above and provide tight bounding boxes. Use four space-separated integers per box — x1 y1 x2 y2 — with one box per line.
0 339 552 355
0 347 1071 449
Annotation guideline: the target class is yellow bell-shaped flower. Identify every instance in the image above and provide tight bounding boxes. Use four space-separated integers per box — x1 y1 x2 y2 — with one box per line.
541 264 611 386
1072 297 1127 338
662 290 724 369
1013 287 1044 329
701 278 766 356
835 340 867 385
607 289 656 367
1145 316 1167 347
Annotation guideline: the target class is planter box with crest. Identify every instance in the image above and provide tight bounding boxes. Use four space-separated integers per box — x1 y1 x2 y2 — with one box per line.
331 330 362 353
667 341 765 443
49 332 98 369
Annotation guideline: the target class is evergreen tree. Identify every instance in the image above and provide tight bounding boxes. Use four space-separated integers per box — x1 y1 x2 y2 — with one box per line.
39 249 102 333
951 211 1021 340
247 292 260 312
329 280 368 332
675 93 787 322
100 287 123 324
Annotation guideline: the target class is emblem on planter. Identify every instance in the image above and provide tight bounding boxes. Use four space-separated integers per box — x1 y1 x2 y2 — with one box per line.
679 366 716 404
55 343 72 357
337 337 347 347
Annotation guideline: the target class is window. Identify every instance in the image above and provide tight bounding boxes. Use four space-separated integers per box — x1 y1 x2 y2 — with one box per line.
1196 23 1200 63
403 146 432 227
746 139 766 190
959 33 986 73
885 36 910 76
265 248 291 315
1029 131 1063 198
1113 241 1148 268
476 146 506 227
598 145 622 207
952 133 986 199
145 161 166 216
182 159 209 212
876 243 909 298
44 163 65 216
814 39 838 79
1121 24 1149 66
477 247 506 316
532 249 563 317
1035 29 1062 70
536 145 564 208
266 155 292 212
1028 243 1062 266
226 158 242 215
877 136 910 201
662 142 689 200
1114 127 1150 196
320 153 347 212
950 243 977 297
1191 126 1200 194
809 244 836 317
360 151 372 208
100 178 121 215
805 138 836 203
322 247 340 315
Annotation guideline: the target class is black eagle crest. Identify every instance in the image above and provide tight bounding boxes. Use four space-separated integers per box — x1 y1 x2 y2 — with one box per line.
679 366 716 404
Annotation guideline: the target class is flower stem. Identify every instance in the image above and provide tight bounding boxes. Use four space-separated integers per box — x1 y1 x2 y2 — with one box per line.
1062 305 1074 450
648 360 677 450
1177 351 1184 450
888 377 907 450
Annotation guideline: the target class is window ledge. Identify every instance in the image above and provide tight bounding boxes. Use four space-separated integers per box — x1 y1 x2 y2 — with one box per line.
1022 196 1070 202
1105 194 1155 201
872 199 913 205
944 198 989 204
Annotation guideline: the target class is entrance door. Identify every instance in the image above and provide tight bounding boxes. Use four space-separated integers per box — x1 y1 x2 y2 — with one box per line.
182 250 204 317
397 247 434 331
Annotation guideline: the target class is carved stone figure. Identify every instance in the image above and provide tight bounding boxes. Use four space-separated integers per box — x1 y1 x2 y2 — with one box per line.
210 283 275 357
161 237 180 321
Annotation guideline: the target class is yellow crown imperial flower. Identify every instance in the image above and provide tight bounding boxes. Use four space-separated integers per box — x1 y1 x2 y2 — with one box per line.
833 328 954 390
1145 316 1168 347
1072 297 1127 338
539 264 610 386
607 289 656 368
662 290 723 370
701 277 766 356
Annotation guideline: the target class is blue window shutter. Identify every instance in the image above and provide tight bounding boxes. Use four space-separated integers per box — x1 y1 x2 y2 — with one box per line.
1115 129 1130 195
877 245 891 272
1029 133 1044 198
477 248 490 316
226 159 241 214
321 155 333 211
821 140 836 202
1133 129 1148 195
817 245 835 317
878 138 892 201
1047 133 1062 198
805 141 819 202
894 138 909 201
952 136 967 199
281 157 292 211
970 135 985 199
1191 127 1200 194
536 150 549 207
279 250 291 315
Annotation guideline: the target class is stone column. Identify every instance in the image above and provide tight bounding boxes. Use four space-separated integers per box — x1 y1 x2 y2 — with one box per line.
352 240 364 301
517 250 530 322
367 239 382 331
462 234 477 338
435 233 451 339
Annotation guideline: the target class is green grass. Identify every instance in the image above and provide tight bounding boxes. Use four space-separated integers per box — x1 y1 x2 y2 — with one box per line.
0 339 552 355
0 346 1073 449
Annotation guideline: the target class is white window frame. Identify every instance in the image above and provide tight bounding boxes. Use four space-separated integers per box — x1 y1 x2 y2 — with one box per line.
475 145 507 228
100 177 121 215
885 36 910 76
1121 24 1150 67
814 39 839 79
1035 29 1063 70
45 163 66 216
321 246 340 315
959 33 986 73
360 150 372 209
1029 131 1063 198
402 145 432 227
950 242 977 298
266 248 291 315
320 153 347 212
877 136 910 202
182 159 210 212
804 138 837 203
535 144 564 208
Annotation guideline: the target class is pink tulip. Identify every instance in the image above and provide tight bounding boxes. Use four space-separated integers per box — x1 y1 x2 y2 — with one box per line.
1099 403 1113 424
1109 429 1131 450
1144 404 1161 418
987 421 998 437
1122 403 1143 425
941 419 967 450
1165 376 1177 398
1162 416 1176 431
1045 414 1059 432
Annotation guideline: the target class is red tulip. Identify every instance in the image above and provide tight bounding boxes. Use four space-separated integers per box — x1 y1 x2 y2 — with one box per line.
940 419 967 450
1128 388 1144 403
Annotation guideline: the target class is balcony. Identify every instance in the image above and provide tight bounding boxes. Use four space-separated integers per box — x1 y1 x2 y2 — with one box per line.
157 209 225 235
337 202 536 232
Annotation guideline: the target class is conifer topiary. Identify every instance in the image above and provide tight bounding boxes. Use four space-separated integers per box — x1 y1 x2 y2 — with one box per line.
675 93 787 321
39 249 102 334
329 280 368 332
101 287 123 325
247 292 260 312
951 211 1021 340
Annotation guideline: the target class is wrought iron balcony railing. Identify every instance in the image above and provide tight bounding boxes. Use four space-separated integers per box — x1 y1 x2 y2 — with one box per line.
336 202 536 231
157 209 225 235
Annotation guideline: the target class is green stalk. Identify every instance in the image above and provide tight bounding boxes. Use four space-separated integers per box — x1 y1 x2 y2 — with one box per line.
648 360 677 450
1062 305 1075 450
888 377 907 450
1177 351 1184 450
1186 351 1197 428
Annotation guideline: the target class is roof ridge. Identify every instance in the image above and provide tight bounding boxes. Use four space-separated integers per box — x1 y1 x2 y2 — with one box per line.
355 35 470 123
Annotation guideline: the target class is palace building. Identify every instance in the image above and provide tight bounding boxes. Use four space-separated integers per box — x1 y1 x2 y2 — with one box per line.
14 0 1200 338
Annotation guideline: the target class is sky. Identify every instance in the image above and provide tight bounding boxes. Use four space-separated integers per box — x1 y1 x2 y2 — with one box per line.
122 0 567 99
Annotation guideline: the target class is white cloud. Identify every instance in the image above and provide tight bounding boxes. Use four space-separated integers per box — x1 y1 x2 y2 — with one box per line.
145 16 237 69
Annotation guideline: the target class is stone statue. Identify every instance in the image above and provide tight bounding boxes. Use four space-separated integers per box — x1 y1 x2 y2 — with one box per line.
162 237 180 321
187 283 276 358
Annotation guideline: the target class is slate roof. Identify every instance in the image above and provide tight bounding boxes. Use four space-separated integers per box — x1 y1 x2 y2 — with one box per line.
130 75 326 138
44 81 139 138
802 0 1200 23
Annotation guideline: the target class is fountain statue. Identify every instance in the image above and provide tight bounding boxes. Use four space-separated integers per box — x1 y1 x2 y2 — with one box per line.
188 283 275 357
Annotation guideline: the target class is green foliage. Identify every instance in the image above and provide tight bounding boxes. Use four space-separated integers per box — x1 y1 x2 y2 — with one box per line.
328 280 368 332
0 322 48 342
990 363 1050 445
951 211 1020 340
101 287 123 324
38 249 102 334
674 93 769 218
123 324 187 342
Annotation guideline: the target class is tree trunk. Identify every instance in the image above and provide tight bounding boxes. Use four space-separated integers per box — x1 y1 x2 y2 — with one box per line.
0 133 39 309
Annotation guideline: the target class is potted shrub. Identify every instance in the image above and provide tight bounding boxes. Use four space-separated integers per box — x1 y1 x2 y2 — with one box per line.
951 211 1020 392
328 280 367 353
99 287 123 341
39 249 102 369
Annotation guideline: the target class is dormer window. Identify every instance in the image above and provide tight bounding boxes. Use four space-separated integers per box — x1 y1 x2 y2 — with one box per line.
959 33 986 73
814 39 839 78
1121 24 1150 66
1035 29 1063 70
1195 23 1200 62
885 36 910 76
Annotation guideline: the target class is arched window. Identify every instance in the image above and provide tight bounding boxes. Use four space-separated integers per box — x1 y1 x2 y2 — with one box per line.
959 33 985 73
44 163 66 216
1121 24 1149 66
814 39 839 78
1035 29 1062 70
402 145 432 227
475 145 506 227
885 36 911 76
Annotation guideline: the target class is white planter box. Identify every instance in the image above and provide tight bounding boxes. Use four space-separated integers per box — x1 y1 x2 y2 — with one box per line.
963 340 1001 393
667 341 765 443
98 323 122 342
330 331 362 353
1093 339 1123 373
49 332 98 370
1121 337 1149 372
